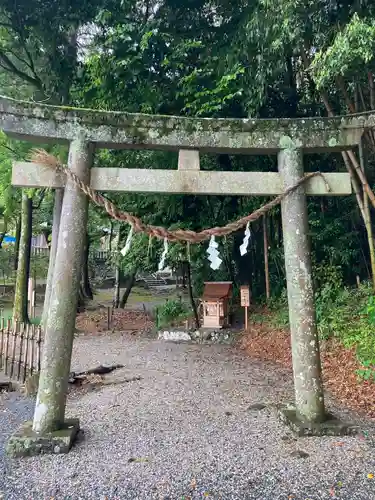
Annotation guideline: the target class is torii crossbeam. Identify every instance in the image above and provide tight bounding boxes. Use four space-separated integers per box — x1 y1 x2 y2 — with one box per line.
1 95 363 457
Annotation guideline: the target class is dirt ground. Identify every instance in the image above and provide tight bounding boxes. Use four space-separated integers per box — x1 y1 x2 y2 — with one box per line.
0 285 183 323
241 318 375 420
1 332 374 500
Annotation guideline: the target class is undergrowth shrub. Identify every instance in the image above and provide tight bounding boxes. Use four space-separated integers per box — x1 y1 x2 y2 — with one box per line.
155 299 190 328
268 273 375 381
315 281 375 380
267 288 289 327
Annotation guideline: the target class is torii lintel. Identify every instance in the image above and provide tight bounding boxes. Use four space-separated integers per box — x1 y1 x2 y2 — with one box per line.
0 95 371 152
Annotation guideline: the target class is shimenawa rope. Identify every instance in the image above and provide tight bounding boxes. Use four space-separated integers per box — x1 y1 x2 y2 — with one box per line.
29 149 330 244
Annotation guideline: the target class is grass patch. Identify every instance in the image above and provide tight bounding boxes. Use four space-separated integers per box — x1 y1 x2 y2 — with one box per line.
154 299 192 328
94 286 179 305
0 307 40 325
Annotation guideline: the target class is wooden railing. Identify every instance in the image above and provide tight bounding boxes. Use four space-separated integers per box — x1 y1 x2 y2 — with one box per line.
0 319 42 383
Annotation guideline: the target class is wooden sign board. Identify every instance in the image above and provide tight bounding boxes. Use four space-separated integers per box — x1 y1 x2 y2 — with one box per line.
240 286 250 307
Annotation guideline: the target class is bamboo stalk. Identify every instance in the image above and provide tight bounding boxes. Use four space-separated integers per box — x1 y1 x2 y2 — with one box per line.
320 91 375 209
336 76 355 113
263 215 270 300
17 322 25 381
346 150 375 208
358 138 375 290
301 50 375 206
4 319 10 375
358 84 367 111
23 324 30 383
29 324 35 375
9 320 18 379
369 71 375 109
0 317 4 371
342 151 365 220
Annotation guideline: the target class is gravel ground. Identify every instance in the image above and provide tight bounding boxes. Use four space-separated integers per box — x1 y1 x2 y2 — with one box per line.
0 333 374 499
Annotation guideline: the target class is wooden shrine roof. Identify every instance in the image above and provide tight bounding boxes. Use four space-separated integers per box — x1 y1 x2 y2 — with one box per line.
202 282 233 301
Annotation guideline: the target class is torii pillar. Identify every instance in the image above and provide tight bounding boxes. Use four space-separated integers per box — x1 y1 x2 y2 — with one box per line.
278 146 325 425
7 138 92 456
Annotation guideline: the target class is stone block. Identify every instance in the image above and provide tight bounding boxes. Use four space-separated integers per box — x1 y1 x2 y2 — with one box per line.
158 330 192 342
178 150 200 170
278 406 359 437
6 418 80 458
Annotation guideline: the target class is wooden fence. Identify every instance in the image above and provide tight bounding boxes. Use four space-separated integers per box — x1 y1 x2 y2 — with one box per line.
31 246 49 256
0 319 42 383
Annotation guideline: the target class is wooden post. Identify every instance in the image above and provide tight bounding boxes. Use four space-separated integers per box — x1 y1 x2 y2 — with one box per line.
9 320 18 379
22 324 30 383
4 319 10 375
278 148 325 423
29 324 35 375
107 306 111 330
240 285 250 331
0 317 4 371
32 289 36 320
263 215 270 300
17 322 25 381
33 138 92 434
28 278 35 317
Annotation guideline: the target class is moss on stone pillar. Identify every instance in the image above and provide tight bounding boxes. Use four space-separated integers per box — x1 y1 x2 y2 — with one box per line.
278 146 325 423
32 137 92 434
41 188 63 330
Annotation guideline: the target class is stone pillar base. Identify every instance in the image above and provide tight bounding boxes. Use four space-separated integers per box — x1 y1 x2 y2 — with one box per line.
6 418 80 457
278 405 359 437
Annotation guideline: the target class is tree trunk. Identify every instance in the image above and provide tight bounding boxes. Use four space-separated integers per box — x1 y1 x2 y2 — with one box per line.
0 230 6 249
186 260 199 328
263 215 270 300
13 217 21 270
0 216 8 249
316 88 375 287
42 189 63 330
109 221 114 252
112 225 121 308
13 193 32 324
358 138 375 290
120 270 137 308
301 50 375 208
113 265 121 308
81 233 93 299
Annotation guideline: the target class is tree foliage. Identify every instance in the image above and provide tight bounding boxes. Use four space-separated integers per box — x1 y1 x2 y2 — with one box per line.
0 0 375 306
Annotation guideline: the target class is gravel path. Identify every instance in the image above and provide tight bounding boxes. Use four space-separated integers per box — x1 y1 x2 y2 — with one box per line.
0 333 374 499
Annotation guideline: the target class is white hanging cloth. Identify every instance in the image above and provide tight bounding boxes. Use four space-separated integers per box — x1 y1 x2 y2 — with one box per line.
120 225 134 256
206 235 222 270
239 222 251 256
158 238 169 271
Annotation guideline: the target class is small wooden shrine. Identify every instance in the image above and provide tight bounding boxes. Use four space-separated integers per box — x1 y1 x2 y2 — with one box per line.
201 281 233 329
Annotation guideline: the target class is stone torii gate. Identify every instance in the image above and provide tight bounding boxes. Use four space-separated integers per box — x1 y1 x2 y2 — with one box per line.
1 96 367 456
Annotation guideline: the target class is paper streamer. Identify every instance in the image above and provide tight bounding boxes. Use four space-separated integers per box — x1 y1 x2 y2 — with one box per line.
239 222 251 256
206 235 222 270
147 235 153 259
158 238 168 271
120 225 134 256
